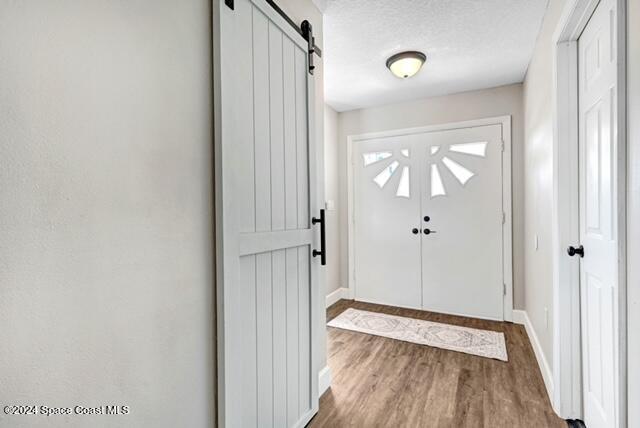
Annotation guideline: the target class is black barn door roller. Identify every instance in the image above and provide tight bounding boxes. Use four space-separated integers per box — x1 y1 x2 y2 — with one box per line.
225 0 322 74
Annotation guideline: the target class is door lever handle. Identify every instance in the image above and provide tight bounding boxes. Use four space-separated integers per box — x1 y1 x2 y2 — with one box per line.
567 245 584 258
423 228 437 235
312 209 326 265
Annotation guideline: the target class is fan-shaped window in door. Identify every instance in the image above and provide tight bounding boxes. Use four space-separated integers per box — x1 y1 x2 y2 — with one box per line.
373 161 399 188
442 156 475 185
427 141 488 198
363 141 488 200
363 151 392 166
449 142 487 157
363 149 412 197
396 166 410 198
430 164 446 197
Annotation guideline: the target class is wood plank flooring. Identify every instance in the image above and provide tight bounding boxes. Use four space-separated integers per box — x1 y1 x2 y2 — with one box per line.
308 300 566 428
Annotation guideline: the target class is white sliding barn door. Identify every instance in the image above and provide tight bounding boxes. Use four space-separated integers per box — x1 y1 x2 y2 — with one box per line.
577 0 619 426
215 1 319 427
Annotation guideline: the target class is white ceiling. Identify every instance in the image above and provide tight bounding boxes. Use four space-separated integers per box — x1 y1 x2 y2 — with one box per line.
321 0 548 112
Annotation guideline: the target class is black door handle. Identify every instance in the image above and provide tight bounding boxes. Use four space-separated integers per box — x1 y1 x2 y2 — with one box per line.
423 228 437 235
312 209 326 265
567 245 584 257
412 228 419 234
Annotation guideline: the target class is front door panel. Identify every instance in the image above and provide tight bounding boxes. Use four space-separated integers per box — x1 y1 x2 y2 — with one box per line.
354 136 422 309
420 125 504 320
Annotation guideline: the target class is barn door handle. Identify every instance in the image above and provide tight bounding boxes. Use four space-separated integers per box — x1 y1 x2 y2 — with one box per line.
567 245 584 258
312 209 326 265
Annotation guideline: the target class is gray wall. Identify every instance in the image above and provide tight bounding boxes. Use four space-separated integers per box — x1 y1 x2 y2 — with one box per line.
336 84 525 308
627 0 639 423
0 1 214 427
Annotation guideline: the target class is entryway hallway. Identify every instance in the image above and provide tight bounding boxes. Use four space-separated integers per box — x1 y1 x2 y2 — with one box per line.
309 300 564 427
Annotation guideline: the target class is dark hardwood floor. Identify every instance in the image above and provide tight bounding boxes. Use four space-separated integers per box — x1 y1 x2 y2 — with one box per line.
308 300 565 428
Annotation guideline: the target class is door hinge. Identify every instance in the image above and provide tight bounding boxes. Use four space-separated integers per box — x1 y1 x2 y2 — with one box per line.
503 283 507 295
501 140 505 152
225 0 234 10
502 212 506 224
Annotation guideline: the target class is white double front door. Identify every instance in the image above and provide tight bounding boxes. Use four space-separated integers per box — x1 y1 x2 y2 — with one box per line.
353 123 507 320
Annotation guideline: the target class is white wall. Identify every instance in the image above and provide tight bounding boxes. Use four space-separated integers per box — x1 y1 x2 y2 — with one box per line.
627 0 640 423
0 2 214 427
522 0 568 373
336 84 525 308
324 105 341 295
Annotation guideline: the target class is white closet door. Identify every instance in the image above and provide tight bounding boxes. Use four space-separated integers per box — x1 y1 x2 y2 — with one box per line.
578 0 619 426
420 125 504 320
354 136 422 309
216 1 320 427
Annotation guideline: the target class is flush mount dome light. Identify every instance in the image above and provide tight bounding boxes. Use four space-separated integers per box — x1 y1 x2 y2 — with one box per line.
386 51 426 79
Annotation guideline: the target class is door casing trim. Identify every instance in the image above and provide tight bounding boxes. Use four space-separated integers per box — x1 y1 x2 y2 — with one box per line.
346 115 514 322
551 0 627 423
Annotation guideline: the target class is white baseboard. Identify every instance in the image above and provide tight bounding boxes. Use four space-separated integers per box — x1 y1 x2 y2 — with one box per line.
512 309 527 326
513 310 554 402
326 287 349 308
318 365 332 397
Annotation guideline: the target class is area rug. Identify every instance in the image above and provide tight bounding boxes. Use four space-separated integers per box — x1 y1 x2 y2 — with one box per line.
327 308 508 361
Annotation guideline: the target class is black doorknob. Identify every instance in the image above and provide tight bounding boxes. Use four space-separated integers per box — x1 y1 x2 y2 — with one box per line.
424 216 430 222
412 228 419 234
423 228 436 235
567 245 584 257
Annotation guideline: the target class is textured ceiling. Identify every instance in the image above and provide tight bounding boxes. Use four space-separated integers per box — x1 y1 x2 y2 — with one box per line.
322 0 548 111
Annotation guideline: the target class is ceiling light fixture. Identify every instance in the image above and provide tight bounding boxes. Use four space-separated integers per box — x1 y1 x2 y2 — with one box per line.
386 51 426 79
